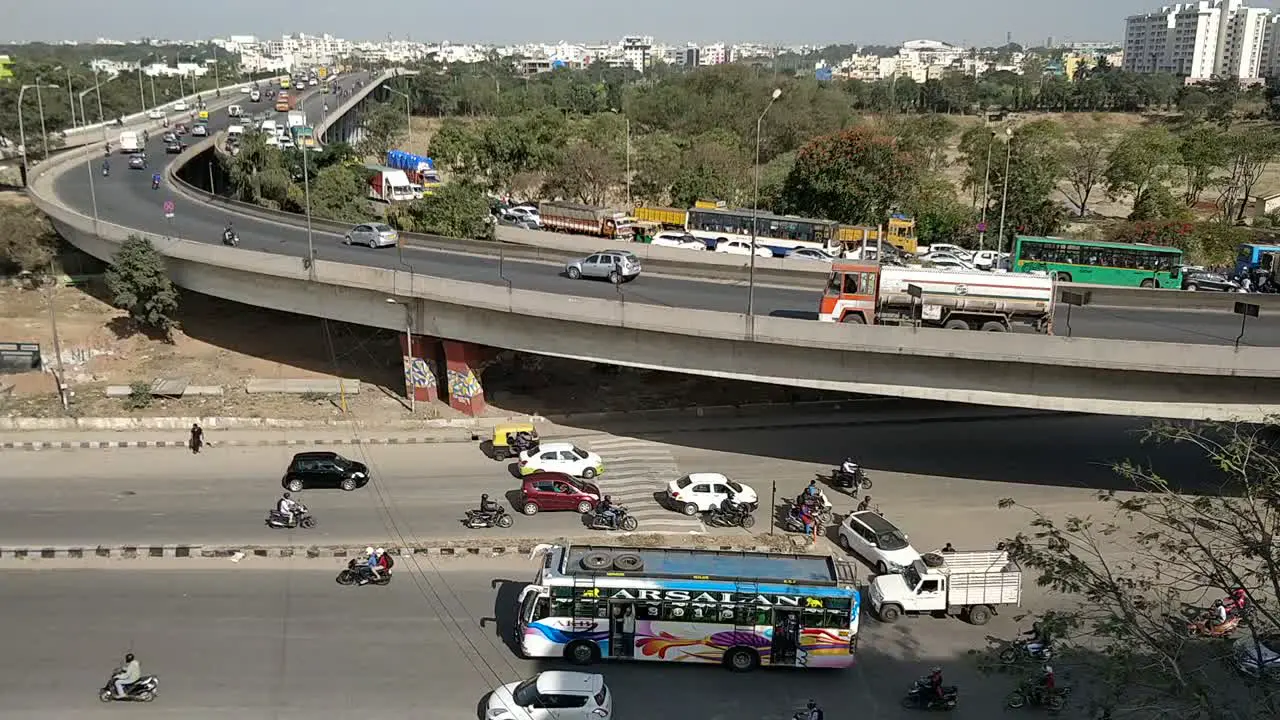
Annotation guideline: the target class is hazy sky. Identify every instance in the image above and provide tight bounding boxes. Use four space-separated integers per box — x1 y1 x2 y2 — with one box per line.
4 0 1258 47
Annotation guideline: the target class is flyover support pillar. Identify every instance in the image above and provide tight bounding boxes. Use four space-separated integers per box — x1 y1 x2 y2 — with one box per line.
399 334 439 404
442 340 489 416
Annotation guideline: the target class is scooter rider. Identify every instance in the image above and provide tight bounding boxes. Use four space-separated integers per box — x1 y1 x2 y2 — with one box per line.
112 653 141 699
102 158 110 176
223 222 236 244
1023 621 1051 658
1205 599 1229 631
928 666 945 701
276 491 302 526
357 546 377 585
840 457 860 480
152 172 161 189
798 699 823 720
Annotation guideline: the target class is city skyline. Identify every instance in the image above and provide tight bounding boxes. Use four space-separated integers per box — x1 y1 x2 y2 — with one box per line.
6 0 1162 47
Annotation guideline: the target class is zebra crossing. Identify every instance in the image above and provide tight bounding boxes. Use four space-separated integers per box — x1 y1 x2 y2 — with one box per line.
579 435 707 534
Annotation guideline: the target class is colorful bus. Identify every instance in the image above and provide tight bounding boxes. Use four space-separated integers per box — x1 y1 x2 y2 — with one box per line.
516 544 860 671
1234 243 1280 276
1012 236 1184 288
685 207 841 257
291 126 316 148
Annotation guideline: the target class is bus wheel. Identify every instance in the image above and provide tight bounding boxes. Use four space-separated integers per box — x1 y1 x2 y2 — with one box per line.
725 647 759 672
565 640 599 666
1140 278 1156 288
1055 272 1073 283
840 314 866 324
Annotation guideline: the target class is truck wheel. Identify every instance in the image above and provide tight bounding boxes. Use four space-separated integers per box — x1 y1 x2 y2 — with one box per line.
967 605 992 625
841 314 866 324
1055 272 1073 283
943 319 970 330
980 321 1007 332
878 604 901 623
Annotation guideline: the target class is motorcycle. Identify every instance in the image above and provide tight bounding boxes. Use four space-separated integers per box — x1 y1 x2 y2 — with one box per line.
707 502 755 529
1006 683 1069 713
152 178 160 190
1186 614 1239 638
463 506 514 529
998 639 1052 664
831 465 873 492
222 230 239 247
900 679 958 711
588 506 639 532
796 491 833 525
265 504 315 529
336 558 391 586
98 673 159 703
102 164 109 177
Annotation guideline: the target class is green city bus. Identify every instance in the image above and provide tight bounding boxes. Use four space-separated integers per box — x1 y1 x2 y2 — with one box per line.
1012 236 1184 288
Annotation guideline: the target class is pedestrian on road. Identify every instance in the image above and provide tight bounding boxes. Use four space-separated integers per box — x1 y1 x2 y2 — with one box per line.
189 423 204 454
857 495 873 512
942 542 956 553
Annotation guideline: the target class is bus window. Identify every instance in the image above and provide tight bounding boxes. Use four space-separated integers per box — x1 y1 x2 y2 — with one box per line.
842 273 862 295
552 596 574 617
575 598 606 618
1236 244 1252 265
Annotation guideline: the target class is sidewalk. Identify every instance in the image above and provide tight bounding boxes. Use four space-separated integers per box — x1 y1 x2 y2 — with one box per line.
0 404 1059 451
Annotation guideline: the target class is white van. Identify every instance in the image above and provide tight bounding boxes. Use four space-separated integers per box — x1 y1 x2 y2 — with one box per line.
228 104 243 118
249 89 261 102
259 119 278 136
227 125 245 140
118 131 142 153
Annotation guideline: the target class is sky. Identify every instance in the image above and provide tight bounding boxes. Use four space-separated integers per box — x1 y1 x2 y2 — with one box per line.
3 0 1263 47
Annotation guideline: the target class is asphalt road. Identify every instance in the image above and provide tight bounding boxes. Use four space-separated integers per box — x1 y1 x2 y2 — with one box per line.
46 75 1280 347
0 564 1074 719
1 414 1212 549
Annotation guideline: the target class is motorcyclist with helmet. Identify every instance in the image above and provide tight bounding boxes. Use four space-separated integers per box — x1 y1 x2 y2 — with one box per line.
357 546 377 584
796 699 823 720
928 666 945 701
111 652 141 699
1023 621 1051 658
275 491 302 526
596 495 618 528
477 493 500 516
1202 599 1230 633
223 222 237 245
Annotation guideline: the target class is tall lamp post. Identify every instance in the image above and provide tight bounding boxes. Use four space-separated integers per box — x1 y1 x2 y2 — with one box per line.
18 80 60 180
977 130 995 250
385 87 412 146
301 145 316 279
82 71 107 234
746 88 782 324
995 127 1014 259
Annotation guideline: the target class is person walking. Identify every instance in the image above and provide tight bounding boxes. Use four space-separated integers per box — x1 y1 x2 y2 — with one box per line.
189 423 204 454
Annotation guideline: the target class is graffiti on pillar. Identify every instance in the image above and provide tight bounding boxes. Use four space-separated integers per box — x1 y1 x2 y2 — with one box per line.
403 356 436 390
447 368 482 399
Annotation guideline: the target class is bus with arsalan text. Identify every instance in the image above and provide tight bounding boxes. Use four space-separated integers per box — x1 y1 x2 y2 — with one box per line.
515 544 860 671
1011 236 1183 288
684 207 841 257
1234 243 1280 276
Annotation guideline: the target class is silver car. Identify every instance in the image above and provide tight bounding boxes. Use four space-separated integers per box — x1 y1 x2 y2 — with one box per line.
565 250 641 283
343 223 398 248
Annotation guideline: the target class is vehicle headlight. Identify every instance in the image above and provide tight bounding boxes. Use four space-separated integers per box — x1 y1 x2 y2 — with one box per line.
352 472 365 478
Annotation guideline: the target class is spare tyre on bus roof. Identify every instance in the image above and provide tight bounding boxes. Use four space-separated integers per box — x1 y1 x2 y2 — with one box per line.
581 552 612 571
612 553 643 572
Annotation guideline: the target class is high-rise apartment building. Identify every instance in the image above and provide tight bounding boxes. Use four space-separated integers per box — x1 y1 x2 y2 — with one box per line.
1123 0 1273 79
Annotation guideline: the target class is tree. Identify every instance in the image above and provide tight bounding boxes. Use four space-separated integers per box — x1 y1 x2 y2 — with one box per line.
1105 126 1179 218
356 101 407 159
780 125 920 226
667 131 751 208
544 141 621 206
0 201 57 274
982 121 1067 241
1059 118 1115 217
428 119 480 175
396 182 491 239
1176 124 1227 207
307 165 370 223
104 235 178 336
224 130 292 208
993 419 1280 719
1216 128 1280 223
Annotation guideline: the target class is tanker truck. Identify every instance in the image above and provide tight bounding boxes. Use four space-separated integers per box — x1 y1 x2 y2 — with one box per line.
818 261 1055 332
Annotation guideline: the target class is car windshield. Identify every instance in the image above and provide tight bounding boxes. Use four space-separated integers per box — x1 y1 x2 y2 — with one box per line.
726 480 744 493
876 530 910 551
511 678 541 707
571 446 589 459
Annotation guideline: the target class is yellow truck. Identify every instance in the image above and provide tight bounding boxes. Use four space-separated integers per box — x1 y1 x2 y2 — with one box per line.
633 206 687 229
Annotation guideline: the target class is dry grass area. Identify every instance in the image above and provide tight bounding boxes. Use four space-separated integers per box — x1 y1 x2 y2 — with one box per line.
0 279 842 420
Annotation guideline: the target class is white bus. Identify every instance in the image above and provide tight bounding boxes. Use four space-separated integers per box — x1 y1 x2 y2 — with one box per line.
515 544 861 672
684 207 842 257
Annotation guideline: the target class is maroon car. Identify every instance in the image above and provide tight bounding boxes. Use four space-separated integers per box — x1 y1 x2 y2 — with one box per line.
519 472 601 515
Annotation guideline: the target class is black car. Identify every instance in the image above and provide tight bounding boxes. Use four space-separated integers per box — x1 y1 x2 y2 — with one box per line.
282 451 369 492
162 132 177 144
128 154 147 169
165 141 184 154
1182 269 1238 292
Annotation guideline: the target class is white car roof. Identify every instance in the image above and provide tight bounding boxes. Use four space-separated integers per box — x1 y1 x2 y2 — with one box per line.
535 671 602 695
685 472 730 484
536 442 577 453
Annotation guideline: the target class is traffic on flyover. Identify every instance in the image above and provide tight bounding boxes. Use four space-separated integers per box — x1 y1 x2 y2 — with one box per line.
0 412 1226 718
48 71 1280 349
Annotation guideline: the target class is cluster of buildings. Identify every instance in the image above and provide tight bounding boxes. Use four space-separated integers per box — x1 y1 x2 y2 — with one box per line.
1123 0 1280 80
816 40 1123 84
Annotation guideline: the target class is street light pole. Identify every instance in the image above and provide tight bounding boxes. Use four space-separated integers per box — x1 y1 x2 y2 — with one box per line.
625 116 631 207
386 87 411 145
84 72 107 233
302 147 316 280
977 130 995 251
996 127 1014 259
137 65 146 113
35 78 49 160
746 88 782 325
63 67 76 128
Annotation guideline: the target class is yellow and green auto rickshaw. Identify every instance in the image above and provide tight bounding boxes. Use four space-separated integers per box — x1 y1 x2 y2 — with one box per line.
489 422 539 461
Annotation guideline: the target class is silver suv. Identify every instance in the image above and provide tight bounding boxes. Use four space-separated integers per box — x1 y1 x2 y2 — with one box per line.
565 250 641 284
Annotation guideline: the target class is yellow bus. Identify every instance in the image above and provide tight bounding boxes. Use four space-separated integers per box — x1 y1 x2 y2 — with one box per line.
280 77 291 90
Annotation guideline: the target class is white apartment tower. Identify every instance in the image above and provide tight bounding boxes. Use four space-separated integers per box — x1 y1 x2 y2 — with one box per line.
1123 0 1273 79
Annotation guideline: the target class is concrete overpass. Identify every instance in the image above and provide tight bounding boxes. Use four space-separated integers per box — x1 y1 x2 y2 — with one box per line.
25 70 1280 422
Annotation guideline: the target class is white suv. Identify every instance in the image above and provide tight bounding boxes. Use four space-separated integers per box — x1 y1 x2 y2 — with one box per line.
486 671 612 720
838 510 922 575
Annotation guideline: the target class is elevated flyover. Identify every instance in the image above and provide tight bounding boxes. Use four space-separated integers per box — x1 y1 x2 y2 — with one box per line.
27 70 1280 421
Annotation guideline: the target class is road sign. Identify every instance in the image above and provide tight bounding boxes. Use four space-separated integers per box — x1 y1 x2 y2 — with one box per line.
163 200 174 218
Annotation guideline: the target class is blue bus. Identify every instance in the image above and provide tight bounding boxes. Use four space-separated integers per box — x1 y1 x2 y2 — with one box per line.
516 544 860 671
1234 243 1280 276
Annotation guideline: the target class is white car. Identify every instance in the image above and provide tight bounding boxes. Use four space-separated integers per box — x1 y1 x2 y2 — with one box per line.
506 205 540 223
191 124 207 137
838 510 923 575
788 248 836 262
650 231 705 250
486 671 612 720
714 239 772 257
665 473 758 516
239 86 252 94
147 108 165 120
172 100 187 112
519 442 605 479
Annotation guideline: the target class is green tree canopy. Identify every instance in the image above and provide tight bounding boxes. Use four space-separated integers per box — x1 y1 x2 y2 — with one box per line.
780 125 920 226
104 235 179 336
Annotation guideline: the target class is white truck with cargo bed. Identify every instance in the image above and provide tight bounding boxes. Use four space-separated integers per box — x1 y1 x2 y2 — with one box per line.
869 550 1021 625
